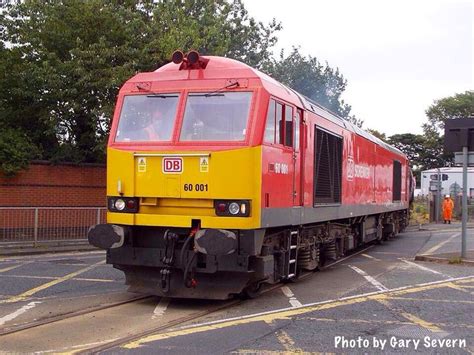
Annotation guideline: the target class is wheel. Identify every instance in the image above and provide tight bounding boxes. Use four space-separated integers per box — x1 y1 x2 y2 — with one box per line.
240 282 263 299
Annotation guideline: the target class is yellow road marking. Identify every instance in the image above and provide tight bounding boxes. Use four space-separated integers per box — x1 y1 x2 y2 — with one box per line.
0 260 105 304
275 329 294 351
455 279 474 284
299 317 411 326
387 296 474 304
122 276 474 349
298 316 474 329
275 329 304 353
446 282 474 294
0 263 29 273
423 233 459 255
375 298 443 332
397 311 443 332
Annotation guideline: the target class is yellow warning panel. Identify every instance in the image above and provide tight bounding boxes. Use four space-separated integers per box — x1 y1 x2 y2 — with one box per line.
200 157 209 173
137 157 147 173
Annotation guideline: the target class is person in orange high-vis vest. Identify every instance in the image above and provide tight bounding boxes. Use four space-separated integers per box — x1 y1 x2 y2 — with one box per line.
442 195 454 224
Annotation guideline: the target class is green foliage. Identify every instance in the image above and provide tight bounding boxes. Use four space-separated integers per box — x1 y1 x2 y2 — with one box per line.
263 47 362 127
0 0 281 171
0 0 358 175
420 91 474 170
423 91 474 134
0 127 39 176
366 129 387 141
387 133 451 186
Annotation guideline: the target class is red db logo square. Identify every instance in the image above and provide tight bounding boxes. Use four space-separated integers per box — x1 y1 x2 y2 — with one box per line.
162 157 183 173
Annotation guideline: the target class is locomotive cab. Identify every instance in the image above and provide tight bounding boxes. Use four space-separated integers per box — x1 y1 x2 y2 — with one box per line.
88 53 276 299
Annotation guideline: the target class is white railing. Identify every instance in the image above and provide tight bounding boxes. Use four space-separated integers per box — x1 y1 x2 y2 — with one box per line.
0 207 106 246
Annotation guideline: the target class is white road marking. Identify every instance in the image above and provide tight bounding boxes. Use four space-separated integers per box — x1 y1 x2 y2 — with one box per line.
399 258 447 277
0 301 41 326
348 265 388 291
280 286 294 298
361 253 380 261
0 263 29 273
281 286 302 308
152 297 170 319
423 233 460 255
289 298 303 308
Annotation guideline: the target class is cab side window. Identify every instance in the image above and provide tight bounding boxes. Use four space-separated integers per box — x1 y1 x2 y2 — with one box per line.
276 102 284 145
264 98 294 147
285 105 293 147
264 99 276 143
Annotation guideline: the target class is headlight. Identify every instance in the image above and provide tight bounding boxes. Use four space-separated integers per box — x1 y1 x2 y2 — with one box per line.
114 199 126 211
228 202 240 215
214 200 250 217
108 197 139 213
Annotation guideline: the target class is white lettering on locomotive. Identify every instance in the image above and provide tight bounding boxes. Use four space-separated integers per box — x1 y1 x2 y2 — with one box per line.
274 162 289 175
347 155 370 180
354 164 370 179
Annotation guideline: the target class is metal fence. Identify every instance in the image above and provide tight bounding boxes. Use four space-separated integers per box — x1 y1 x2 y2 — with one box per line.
0 207 106 246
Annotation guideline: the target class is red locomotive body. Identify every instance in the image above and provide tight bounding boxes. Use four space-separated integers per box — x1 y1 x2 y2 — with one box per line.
89 52 411 299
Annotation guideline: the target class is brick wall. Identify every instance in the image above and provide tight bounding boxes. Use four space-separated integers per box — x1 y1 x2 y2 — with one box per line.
0 161 106 207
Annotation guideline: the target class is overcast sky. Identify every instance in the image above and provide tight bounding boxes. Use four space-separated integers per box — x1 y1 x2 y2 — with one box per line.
243 0 472 136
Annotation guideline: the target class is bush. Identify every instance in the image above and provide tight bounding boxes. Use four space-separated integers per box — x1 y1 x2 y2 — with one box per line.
0 128 39 176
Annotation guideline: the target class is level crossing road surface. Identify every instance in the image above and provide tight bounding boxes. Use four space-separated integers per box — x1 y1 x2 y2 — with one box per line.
0 226 473 354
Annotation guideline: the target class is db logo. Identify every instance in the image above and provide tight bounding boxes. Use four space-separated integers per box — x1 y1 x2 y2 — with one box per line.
162 157 183 174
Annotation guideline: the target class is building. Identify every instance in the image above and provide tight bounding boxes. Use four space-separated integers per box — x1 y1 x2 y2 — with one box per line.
420 167 474 197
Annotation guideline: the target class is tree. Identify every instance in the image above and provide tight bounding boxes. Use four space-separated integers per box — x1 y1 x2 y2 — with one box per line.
366 129 387 141
263 47 362 127
0 0 281 168
419 91 474 171
423 91 474 134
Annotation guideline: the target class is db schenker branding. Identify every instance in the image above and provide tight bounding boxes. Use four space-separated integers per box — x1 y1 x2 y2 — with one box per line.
162 157 183 173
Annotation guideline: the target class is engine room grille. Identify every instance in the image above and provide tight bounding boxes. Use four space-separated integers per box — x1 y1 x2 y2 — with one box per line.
314 127 342 204
393 160 402 201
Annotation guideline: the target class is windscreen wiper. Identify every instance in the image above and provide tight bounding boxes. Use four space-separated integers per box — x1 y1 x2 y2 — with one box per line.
198 81 240 97
146 94 179 98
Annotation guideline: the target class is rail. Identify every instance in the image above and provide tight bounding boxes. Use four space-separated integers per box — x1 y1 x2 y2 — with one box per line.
0 207 106 247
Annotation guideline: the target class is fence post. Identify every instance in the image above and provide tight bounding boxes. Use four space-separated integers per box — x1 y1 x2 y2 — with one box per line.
33 208 39 248
96 208 101 225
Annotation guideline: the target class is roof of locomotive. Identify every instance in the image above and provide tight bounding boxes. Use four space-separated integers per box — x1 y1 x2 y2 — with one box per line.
125 56 405 159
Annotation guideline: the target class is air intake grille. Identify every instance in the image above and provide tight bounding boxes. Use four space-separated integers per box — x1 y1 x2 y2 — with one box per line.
393 160 402 201
314 128 342 204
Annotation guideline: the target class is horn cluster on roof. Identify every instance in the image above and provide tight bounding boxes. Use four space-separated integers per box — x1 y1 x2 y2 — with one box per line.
172 50 209 70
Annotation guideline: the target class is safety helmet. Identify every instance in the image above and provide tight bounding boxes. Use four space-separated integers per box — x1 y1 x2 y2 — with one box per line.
445 194 450 198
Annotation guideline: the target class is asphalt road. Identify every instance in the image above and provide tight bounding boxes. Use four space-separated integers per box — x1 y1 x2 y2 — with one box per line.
0 227 473 354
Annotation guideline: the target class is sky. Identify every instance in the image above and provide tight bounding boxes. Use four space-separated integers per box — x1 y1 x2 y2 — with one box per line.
242 0 473 136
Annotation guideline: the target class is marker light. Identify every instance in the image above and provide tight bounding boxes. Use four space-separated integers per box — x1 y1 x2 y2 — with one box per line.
240 203 246 215
228 202 240 215
217 203 227 213
126 199 136 210
115 199 126 211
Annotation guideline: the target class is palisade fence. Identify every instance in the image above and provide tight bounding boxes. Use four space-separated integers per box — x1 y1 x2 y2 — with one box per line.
0 207 106 247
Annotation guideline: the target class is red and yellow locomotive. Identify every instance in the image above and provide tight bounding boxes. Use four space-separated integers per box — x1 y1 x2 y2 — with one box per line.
88 51 412 299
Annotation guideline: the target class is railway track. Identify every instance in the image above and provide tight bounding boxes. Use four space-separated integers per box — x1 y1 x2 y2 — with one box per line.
0 294 152 336
0 245 374 353
81 245 374 354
